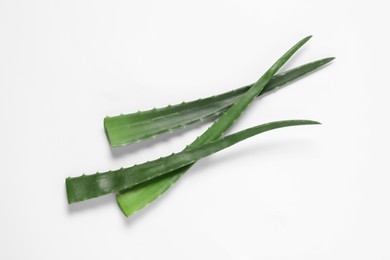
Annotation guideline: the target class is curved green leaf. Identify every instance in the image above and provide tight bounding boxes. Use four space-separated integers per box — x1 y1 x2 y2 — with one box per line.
67 120 320 204
104 57 333 146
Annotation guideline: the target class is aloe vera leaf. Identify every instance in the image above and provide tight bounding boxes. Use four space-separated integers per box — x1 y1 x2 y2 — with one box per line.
67 120 320 204
104 57 333 146
116 36 312 216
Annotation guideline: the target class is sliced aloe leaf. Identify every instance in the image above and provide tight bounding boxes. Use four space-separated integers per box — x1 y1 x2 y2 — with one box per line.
116 36 313 216
67 120 320 204
105 57 333 146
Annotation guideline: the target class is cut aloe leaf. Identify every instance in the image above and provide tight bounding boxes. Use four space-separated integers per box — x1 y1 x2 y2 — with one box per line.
116 36 313 216
67 120 320 204
105 57 333 146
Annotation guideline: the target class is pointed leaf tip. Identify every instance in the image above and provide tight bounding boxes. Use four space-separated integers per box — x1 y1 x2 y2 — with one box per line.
306 120 321 125
295 120 321 125
323 57 335 63
302 35 313 43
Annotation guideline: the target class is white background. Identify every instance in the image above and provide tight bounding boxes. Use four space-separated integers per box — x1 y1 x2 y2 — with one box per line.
1 0 389 259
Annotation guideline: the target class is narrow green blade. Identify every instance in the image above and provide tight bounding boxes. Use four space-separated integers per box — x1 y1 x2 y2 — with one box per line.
116 36 312 216
104 57 333 146
67 120 320 204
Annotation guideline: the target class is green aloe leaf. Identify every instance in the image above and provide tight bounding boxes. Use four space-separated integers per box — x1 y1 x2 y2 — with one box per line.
67 120 320 204
104 57 333 147
116 36 312 216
